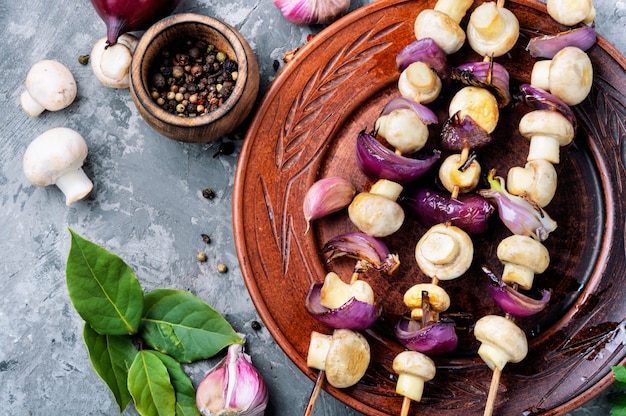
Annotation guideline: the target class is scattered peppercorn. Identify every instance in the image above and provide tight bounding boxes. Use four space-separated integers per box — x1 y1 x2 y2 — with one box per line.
201 233 211 244
202 188 215 199
217 263 228 273
148 37 238 117
251 320 262 330
78 55 90 65
197 252 208 262
273 59 280 71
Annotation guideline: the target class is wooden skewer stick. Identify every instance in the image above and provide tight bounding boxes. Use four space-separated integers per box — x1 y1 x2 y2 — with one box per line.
483 366 502 416
496 0 505 8
304 370 325 416
400 396 412 416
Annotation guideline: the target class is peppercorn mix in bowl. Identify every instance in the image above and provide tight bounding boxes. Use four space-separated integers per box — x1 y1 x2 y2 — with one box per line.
130 13 259 143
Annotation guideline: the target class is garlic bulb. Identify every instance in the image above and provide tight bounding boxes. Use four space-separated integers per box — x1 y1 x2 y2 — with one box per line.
273 0 350 25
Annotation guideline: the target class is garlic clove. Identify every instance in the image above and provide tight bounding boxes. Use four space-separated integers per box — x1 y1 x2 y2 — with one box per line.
273 0 350 25
196 341 269 416
303 177 356 234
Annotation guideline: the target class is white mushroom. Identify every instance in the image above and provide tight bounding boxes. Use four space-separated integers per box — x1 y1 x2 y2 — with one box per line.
348 179 404 237
466 1 520 57
414 10 466 55
23 127 93 206
392 350 436 403
448 86 499 134
497 234 550 290
519 109 575 164
415 224 473 280
530 46 593 106
306 329 371 388
90 34 139 88
319 272 375 309
439 153 481 194
20 60 77 117
375 107 429 154
404 283 450 320
547 0 596 26
507 159 558 207
474 315 528 371
397 61 442 104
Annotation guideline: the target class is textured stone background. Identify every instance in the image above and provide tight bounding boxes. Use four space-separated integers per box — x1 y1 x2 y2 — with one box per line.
0 0 624 415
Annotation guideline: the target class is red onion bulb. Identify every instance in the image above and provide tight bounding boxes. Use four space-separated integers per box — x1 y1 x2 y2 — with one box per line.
90 0 181 46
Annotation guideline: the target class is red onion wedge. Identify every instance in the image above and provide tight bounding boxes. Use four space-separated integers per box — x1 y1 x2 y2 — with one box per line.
355 130 440 184
380 97 438 125
396 37 451 79
479 170 557 241
452 61 512 107
322 232 400 274
402 187 493 234
305 282 381 330
90 0 181 46
440 112 493 151
395 317 458 355
527 26 596 59
482 265 551 317
517 84 577 132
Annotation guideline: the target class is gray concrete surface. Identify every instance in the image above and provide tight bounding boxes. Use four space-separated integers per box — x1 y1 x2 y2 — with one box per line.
0 0 624 415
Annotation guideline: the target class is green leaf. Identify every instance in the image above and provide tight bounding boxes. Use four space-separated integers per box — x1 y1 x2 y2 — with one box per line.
140 288 242 363
83 323 137 412
128 350 176 416
614 366 626 386
145 350 201 416
66 229 144 335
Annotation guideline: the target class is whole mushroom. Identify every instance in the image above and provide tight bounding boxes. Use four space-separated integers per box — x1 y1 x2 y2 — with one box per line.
306 329 371 388
348 179 405 237
90 34 139 88
392 350 436 403
519 109 575 164
414 0 473 55
466 1 520 57
23 127 94 206
497 234 550 290
547 0 596 25
20 60 77 117
507 159 558 207
474 315 528 371
530 46 593 106
415 223 474 280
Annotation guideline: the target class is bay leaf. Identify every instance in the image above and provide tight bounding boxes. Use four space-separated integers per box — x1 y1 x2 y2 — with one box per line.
140 288 242 363
128 350 176 416
146 350 201 416
83 323 137 412
66 229 144 335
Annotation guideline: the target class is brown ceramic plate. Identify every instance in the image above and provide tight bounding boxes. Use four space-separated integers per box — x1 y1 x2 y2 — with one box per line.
233 0 626 414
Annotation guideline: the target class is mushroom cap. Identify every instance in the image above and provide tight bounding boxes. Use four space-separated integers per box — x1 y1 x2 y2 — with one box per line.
414 9 466 55
404 283 450 312
548 46 593 106
448 86 499 134
518 109 574 146
496 234 550 274
467 2 520 57
325 329 371 388
415 223 473 280
91 34 138 88
348 192 405 237
23 127 89 187
547 0 594 25
397 61 442 105
21 60 77 116
375 107 429 153
392 350 436 381
474 315 528 364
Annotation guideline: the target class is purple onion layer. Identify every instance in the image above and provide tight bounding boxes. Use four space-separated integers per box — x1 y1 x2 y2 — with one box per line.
395 317 458 355
305 283 381 330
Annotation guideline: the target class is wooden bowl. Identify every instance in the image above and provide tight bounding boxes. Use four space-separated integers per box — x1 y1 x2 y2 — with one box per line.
129 13 259 143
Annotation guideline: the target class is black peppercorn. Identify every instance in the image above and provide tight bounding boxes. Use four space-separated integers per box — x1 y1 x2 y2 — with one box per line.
202 188 215 199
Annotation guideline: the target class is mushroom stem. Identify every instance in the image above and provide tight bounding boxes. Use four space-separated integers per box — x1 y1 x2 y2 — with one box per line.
400 396 411 416
304 370 324 416
483 366 502 416
55 168 94 206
